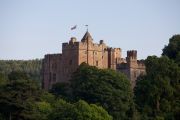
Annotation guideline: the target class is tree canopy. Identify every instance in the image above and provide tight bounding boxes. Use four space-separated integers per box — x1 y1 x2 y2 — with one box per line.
162 34 180 65
0 71 42 120
69 63 134 120
134 56 180 119
0 71 112 120
49 99 112 120
0 59 42 83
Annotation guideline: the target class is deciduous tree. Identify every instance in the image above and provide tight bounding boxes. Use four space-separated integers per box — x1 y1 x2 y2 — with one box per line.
70 63 134 120
134 56 180 119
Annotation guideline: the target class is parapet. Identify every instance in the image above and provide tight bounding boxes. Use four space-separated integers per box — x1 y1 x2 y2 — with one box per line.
44 54 62 59
62 38 79 50
43 54 62 63
45 53 62 57
107 47 121 52
127 50 137 59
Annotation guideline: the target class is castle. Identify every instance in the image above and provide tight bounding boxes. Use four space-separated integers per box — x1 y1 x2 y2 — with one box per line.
42 31 146 89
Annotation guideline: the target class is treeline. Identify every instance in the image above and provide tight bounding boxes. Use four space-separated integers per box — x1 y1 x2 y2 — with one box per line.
0 59 42 84
0 35 180 120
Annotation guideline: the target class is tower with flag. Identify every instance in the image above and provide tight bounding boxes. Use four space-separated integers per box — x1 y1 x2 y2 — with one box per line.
42 30 146 89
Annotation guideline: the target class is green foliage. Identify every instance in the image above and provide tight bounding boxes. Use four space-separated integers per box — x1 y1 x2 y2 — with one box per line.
162 34 180 65
1 35 179 120
40 91 56 104
0 71 42 120
0 113 5 120
134 56 180 119
35 101 52 120
0 59 42 83
49 99 112 120
50 82 71 100
70 63 134 120
0 73 8 86
0 71 112 120
8 71 29 81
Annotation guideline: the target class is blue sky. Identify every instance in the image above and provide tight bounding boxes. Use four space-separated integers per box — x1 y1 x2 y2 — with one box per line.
0 0 180 60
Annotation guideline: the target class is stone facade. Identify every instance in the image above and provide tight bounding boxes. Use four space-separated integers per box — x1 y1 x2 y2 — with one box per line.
117 50 146 88
42 31 146 89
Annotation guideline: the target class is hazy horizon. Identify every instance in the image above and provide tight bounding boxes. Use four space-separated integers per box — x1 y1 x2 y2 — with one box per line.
1 0 180 60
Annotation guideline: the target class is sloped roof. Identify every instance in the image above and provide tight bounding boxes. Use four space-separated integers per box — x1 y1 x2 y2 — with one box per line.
81 31 93 42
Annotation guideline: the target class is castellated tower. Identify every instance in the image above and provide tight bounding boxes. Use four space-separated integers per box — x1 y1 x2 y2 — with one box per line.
127 50 137 68
42 31 145 89
117 50 146 88
107 48 121 70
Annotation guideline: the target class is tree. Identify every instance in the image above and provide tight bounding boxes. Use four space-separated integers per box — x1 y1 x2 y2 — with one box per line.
0 59 42 84
70 63 134 120
0 71 42 120
0 73 8 86
50 82 71 100
35 101 52 120
134 56 180 119
8 71 29 81
162 34 180 65
48 99 112 120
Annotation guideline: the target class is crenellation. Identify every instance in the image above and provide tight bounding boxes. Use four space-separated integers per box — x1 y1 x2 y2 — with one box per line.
42 31 146 89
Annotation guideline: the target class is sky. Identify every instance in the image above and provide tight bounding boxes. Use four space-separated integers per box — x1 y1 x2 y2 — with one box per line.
0 0 180 60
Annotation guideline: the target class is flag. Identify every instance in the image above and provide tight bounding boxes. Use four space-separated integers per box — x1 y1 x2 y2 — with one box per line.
71 25 77 30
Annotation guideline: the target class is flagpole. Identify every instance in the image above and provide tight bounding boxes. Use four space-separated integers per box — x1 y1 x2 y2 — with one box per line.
86 25 89 64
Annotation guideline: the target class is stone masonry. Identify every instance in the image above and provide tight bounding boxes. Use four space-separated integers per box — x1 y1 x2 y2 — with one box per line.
42 31 146 89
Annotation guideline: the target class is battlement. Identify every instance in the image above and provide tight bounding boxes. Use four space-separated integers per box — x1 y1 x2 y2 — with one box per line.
107 47 121 52
45 53 62 58
42 31 146 90
78 41 107 51
62 39 79 50
44 53 62 61
137 60 145 68
127 50 137 59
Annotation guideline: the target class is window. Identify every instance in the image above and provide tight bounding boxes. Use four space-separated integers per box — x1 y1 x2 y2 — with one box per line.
96 61 98 66
53 73 56 82
69 60 72 65
52 63 57 70
134 71 136 77
94 51 97 55
49 72 51 82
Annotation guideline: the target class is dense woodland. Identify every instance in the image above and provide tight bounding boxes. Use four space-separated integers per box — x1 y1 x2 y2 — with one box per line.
0 59 42 84
0 35 180 120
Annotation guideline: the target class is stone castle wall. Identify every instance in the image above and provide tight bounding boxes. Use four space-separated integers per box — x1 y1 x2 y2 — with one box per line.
42 32 146 89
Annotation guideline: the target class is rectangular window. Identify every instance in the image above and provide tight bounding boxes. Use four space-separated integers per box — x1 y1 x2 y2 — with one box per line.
49 72 51 82
69 60 72 65
52 63 57 70
53 73 56 82
96 61 98 66
134 72 136 77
